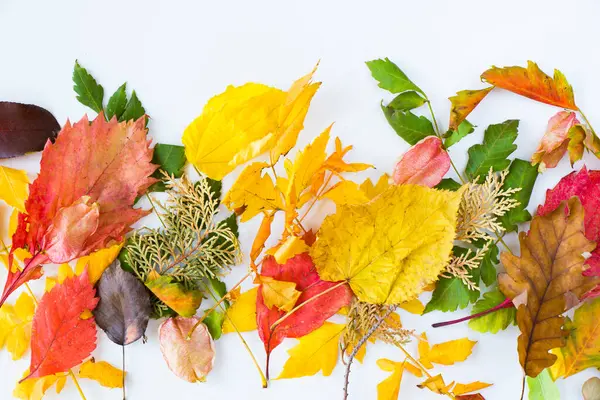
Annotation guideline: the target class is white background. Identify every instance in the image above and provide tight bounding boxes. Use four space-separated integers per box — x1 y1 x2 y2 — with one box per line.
1 0 600 399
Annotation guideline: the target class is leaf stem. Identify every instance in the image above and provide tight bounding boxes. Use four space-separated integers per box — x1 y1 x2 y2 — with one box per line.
298 172 334 224
432 296 514 328
498 235 514 255
578 107 597 136
426 100 442 138
145 193 167 229
122 345 126 400
69 370 87 400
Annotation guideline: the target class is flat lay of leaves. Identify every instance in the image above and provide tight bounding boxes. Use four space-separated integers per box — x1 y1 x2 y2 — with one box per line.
3 57 600 400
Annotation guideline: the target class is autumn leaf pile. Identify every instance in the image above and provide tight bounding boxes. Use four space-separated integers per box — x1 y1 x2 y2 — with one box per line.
2 58 600 400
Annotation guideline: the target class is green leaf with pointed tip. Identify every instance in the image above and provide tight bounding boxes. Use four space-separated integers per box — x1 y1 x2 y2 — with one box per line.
148 144 187 192
387 91 427 111
366 58 425 95
106 83 128 121
207 178 222 203
204 277 230 340
73 60 104 113
435 178 462 191
473 240 499 286
468 288 516 334
499 159 538 232
120 90 146 122
381 105 435 145
444 120 475 148
527 369 560 400
465 120 519 182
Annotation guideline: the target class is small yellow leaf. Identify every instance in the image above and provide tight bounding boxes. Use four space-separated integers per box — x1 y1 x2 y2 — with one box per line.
0 291 35 360
45 264 75 292
404 361 423 377
359 174 391 200
259 276 301 312
399 298 425 315
0 166 29 212
75 242 123 284
277 322 344 379
322 180 370 205
9 208 19 237
418 374 453 394
222 287 258 334
323 137 373 173
419 332 477 368
376 359 405 400
268 236 309 265
452 381 493 395
13 370 67 400
79 359 124 388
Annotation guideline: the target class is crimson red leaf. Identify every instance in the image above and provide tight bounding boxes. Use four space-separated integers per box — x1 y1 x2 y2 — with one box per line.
23 269 99 381
256 253 352 377
0 102 60 158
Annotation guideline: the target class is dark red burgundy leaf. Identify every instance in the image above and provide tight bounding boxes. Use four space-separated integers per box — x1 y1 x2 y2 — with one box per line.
0 102 60 158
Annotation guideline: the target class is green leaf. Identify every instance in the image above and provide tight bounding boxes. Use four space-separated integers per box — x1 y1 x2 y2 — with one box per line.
148 144 187 192
499 158 538 232
473 240 499 286
444 120 475 148
366 58 425 95
381 105 435 145
204 277 230 340
387 91 427 111
435 178 462 191
106 83 128 121
207 178 223 203
120 90 146 122
527 369 560 400
465 120 519 182
468 288 516 334
73 60 104 113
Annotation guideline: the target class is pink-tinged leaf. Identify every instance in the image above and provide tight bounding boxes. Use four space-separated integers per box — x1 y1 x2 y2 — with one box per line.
531 111 579 169
159 317 215 383
393 136 450 187
23 269 98 381
1 113 158 307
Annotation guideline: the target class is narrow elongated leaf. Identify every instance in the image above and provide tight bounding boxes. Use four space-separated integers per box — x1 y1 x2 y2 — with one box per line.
93 260 151 345
388 91 427 111
498 159 538 232
105 83 128 121
73 61 104 113
366 58 424 95
0 102 60 159
381 105 436 145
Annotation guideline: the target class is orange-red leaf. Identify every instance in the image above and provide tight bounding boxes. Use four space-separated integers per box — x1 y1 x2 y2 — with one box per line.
448 87 492 130
531 111 579 169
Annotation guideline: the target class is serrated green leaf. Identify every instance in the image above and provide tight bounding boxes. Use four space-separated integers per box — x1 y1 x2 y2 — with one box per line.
381 105 435 145
435 178 462 191
148 144 187 192
73 60 104 113
120 90 146 122
207 178 223 203
527 369 560 400
106 83 128 121
204 277 230 340
468 288 516 334
499 158 538 232
366 58 425 95
387 91 427 111
444 120 475 148
473 240 499 286
465 120 519 182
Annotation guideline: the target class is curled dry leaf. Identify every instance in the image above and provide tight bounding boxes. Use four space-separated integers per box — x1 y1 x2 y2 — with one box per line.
159 317 215 383
0 102 60 159
499 197 599 377
531 111 580 169
93 260 151 346
392 136 450 187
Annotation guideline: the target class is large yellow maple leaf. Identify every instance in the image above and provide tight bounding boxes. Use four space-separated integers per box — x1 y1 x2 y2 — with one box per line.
311 184 463 304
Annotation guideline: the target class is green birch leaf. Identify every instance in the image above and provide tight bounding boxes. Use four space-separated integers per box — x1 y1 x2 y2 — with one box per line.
499 158 538 232
382 105 435 145
435 178 462 191
444 120 475 148
388 91 427 111
366 58 425 95
149 144 187 192
73 60 104 114
106 83 128 121
465 120 519 182
527 369 560 400
468 288 516 334
120 90 146 122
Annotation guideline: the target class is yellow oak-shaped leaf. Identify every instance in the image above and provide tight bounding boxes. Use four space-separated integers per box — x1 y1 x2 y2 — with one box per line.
258 276 301 312
79 359 124 388
0 166 29 212
418 333 477 369
322 180 370 206
222 287 258 334
13 370 67 400
0 291 35 360
223 162 283 222
75 242 123 284
359 174 391 200
277 322 344 379
311 185 464 304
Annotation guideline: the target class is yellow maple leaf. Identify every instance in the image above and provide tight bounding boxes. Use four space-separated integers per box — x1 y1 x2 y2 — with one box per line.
79 359 124 388
75 242 124 284
323 137 373 173
0 166 29 212
0 291 35 360
311 185 464 304
267 236 309 265
277 322 344 379
258 276 301 312
222 287 258 334
418 333 477 369
223 162 284 222
321 180 370 206
13 370 67 400
359 174 391 200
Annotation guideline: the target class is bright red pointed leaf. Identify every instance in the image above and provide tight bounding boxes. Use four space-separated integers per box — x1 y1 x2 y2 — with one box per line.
1 113 157 307
538 167 600 297
23 269 99 381
393 136 450 187
256 253 351 376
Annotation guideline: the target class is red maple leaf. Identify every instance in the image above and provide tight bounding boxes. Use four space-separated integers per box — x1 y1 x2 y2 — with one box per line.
256 253 352 378
1 114 157 307
23 269 99 381
538 167 600 297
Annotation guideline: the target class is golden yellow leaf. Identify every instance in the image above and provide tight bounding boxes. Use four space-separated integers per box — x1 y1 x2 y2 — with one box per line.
223 162 283 222
44 264 75 292
322 180 370 205
376 359 405 400
398 298 425 315
250 212 275 266
0 166 29 212
277 322 344 379
311 185 464 304
323 137 373 173
359 174 391 200
13 370 67 400
417 374 453 394
452 381 493 396
222 287 258 334
75 242 124 284
258 276 301 312
418 333 477 369
268 236 309 265
0 291 35 360
79 359 124 388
